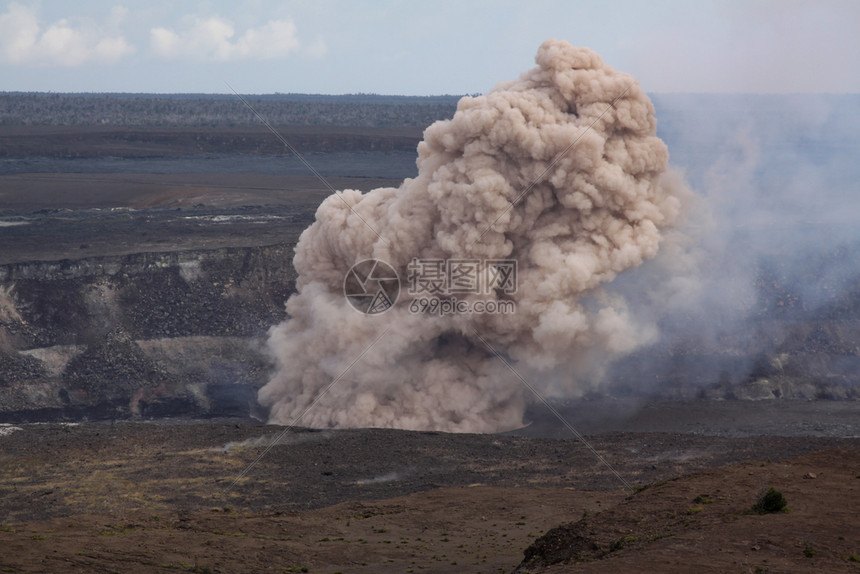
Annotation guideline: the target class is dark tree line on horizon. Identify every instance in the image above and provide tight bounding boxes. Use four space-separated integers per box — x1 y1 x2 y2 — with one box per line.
0 92 462 128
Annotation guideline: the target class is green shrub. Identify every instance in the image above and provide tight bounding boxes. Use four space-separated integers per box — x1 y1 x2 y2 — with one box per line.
752 487 787 514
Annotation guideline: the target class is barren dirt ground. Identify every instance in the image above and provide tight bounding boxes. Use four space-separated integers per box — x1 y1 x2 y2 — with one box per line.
0 409 858 573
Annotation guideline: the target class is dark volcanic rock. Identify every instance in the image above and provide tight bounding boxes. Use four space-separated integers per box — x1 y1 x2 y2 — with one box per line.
0 243 294 346
0 350 47 386
63 328 171 401
516 521 599 571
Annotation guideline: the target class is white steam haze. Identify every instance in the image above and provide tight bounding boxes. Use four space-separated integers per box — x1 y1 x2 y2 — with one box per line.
258 39 691 433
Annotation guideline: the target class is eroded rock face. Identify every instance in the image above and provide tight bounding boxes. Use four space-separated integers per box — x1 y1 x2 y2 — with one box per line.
0 245 293 343
0 244 292 421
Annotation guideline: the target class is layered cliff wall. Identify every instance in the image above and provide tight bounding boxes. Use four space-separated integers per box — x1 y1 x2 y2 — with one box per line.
0 244 293 421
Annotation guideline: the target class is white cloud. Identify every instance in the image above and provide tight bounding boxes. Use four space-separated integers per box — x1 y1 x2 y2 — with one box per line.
150 27 181 59
0 3 40 64
304 35 327 59
0 3 134 66
93 36 135 65
149 16 300 61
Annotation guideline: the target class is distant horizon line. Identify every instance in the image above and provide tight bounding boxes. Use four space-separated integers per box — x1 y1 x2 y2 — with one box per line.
1 90 859 97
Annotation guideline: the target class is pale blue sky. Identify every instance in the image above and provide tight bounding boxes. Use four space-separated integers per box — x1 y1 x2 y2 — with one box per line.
1 0 858 94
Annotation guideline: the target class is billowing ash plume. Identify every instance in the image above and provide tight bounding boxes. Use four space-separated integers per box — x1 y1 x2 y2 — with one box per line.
259 39 690 432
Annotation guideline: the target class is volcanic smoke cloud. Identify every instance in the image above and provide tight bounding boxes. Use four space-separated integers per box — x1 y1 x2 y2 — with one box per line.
259 39 689 433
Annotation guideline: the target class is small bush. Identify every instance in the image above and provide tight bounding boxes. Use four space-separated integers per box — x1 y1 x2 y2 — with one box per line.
608 535 637 552
752 487 787 514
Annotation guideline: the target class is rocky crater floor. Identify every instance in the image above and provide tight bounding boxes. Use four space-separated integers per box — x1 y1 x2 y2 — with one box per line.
0 418 857 573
